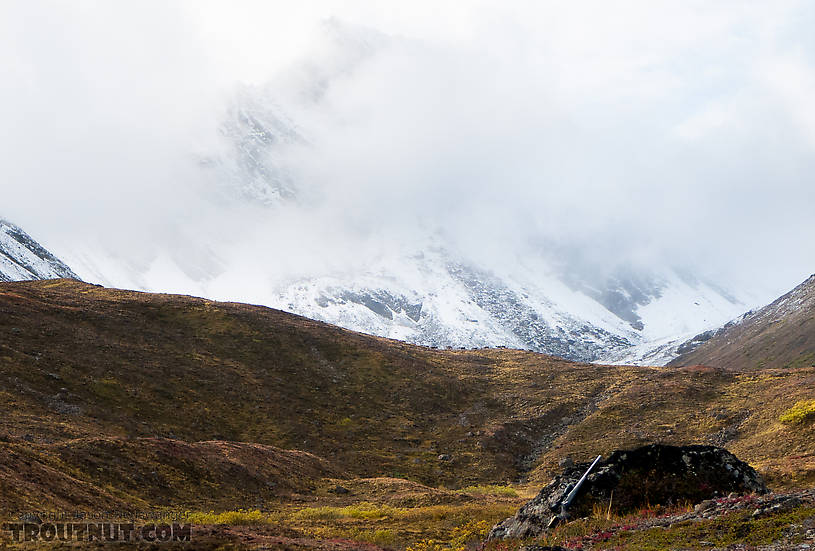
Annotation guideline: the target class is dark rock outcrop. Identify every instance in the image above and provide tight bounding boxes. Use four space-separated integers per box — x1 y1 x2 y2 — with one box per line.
489 444 767 540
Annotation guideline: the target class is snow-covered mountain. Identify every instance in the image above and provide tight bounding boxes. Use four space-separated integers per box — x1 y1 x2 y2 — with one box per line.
277 259 748 363
56 227 748 364
16 21 753 365
0 213 765 363
268 249 637 361
208 85 304 206
0 219 78 282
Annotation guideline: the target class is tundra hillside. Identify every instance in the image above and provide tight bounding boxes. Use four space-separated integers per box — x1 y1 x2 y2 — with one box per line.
0 279 813 549
1 279 813 505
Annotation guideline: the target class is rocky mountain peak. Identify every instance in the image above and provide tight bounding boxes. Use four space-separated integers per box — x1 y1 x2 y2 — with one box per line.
0 219 78 282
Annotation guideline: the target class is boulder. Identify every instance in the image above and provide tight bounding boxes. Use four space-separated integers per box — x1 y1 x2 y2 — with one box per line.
489 444 766 540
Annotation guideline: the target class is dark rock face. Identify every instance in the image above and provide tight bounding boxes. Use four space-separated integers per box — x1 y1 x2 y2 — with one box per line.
489 444 767 540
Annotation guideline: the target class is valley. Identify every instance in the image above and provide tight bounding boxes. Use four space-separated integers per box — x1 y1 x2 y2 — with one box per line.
0 278 813 549
3 4 814 549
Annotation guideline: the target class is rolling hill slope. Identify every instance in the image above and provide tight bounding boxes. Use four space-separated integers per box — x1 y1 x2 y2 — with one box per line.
0 279 813 517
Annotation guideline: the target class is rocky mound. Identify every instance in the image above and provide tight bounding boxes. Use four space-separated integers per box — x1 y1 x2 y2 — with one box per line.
489 444 767 540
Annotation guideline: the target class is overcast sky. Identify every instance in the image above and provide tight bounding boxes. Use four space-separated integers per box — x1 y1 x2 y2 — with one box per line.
1 1 814 304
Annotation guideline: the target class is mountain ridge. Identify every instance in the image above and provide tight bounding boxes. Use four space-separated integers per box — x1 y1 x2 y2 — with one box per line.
669 273 815 370
56 232 748 365
0 219 78 282
0 212 756 366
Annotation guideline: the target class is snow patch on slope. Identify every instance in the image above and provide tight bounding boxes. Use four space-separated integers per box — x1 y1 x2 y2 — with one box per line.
0 220 78 282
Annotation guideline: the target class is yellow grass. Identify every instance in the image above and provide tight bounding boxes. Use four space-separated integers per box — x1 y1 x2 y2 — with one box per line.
459 484 519 497
779 400 815 424
184 509 272 525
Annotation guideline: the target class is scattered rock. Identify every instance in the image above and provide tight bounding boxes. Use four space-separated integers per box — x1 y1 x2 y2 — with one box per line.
752 496 803 518
558 456 574 469
438 454 452 461
49 399 82 415
330 485 350 495
498 488 815 549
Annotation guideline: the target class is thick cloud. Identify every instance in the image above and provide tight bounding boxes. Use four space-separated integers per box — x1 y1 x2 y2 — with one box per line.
1 1 813 304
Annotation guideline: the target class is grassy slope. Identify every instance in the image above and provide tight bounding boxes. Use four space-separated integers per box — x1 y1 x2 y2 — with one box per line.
0 279 814 517
0 438 340 514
